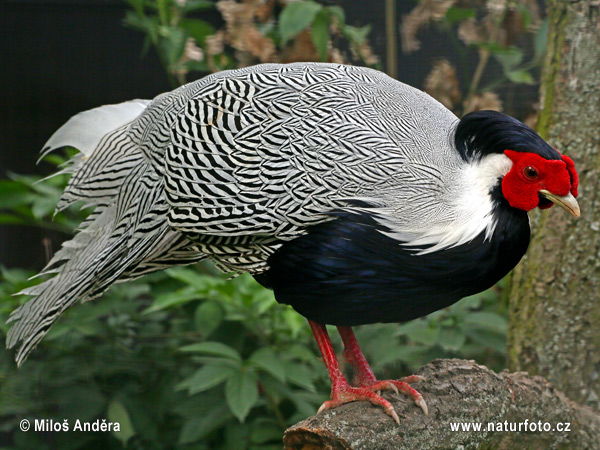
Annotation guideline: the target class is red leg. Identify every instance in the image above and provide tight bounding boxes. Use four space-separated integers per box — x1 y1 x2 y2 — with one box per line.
337 325 377 386
308 320 346 393
337 326 428 416
308 320 401 423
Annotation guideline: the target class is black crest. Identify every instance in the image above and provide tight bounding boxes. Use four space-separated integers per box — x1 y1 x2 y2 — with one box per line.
454 110 560 162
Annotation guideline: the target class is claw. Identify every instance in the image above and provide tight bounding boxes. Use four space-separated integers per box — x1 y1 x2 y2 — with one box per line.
367 380 399 395
416 397 429 416
401 375 426 384
317 402 327 415
388 406 400 425
316 384 402 424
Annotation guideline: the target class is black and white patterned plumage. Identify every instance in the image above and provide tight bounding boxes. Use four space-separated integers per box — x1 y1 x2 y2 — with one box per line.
155 63 464 272
7 63 533 365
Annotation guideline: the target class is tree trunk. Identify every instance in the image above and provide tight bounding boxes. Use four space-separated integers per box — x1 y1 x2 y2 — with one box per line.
283 359 600 450
507 0 600 411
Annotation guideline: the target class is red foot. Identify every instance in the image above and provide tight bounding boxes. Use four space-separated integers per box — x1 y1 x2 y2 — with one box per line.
338 326 428 416
317 379 402 424
365 377 428 416
309 321 428 424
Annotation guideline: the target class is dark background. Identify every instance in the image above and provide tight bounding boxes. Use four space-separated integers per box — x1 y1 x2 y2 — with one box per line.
0 0 532 270
1 0 170 269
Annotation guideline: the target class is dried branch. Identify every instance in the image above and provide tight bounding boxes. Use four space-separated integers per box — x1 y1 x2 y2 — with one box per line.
283 359 600 450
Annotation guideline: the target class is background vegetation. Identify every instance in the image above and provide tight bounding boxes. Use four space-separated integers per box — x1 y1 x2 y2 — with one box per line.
0 1 546 448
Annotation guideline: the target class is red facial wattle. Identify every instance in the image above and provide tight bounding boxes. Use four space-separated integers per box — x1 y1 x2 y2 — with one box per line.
502 150 577 212
561 154 579 197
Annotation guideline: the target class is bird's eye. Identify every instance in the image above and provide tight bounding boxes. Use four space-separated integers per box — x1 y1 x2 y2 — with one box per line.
523 166 539 180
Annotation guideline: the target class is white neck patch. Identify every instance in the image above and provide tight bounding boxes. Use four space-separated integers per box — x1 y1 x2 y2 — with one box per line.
376 153 514 255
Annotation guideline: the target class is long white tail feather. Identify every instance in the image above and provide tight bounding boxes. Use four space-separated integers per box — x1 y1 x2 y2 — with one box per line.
41 100 151 157
7 99 205 366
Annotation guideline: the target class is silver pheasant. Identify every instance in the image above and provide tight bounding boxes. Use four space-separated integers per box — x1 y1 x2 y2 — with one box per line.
6 63 465 366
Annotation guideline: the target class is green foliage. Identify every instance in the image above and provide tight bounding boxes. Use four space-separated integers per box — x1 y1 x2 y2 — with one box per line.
0 150 86 232
277 1 373 64
408 0 549 115
278 1 323 44
0 162 331 447
444 6 476 24
0 265 327 449
123 0 379 87
355 284 508 377
447 3 547 90
123 0 216 86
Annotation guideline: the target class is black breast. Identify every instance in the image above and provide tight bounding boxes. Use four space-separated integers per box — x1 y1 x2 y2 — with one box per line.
254 207 530 326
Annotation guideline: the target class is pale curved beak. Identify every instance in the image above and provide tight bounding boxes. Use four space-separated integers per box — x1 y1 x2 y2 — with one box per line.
539 190 580 217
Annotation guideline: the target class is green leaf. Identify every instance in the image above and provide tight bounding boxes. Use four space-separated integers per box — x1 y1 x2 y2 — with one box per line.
107 400 135 445
437 326 466 351
533 19 549 63
516 3 533 29
179 341 242 362
493 48 524 70
1 268 33 287
456 292 486 310
184 60 210 73
158 26 187 67
54 385 106 423
311 9 330 61
124 11 160 44
31 196 59 219
466 329 507 353
0 213 25 225
397 320 440 346
194 300 224 336
143 288 198 314
463 312 507 334
224 420 251 448
178 405 232 444
284 344 317 362
412 325 440 346
0 180 30 209
342 24 371 44
182 0 214 13
327 5 345 25
179 18 214 46
279 1 323 44
178 419 204 445
251 287 277 315
249 348 286 382
282 308 305 338
125 0 144 15
225 370 259 422
283 362 315 392
492 46 535 85
42 154 69 166
177 364 237 394
166 267 225 291
445 7 475 24
250 419 283 445
156 0 171 25
506 69 535 85
394 345 430 370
